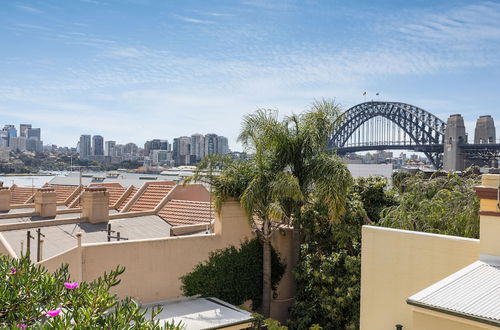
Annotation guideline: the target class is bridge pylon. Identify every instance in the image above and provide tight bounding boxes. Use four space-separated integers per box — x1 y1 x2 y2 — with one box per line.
443 114 466 172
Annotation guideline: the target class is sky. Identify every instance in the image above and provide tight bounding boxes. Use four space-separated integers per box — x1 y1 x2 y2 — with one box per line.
1 0 500 151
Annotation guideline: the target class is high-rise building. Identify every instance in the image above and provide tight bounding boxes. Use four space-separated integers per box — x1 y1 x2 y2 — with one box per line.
20 124 32 137
191 134 204 161
204 133 218 156
92 135 104 156
123 143 138 155
0 131 8 148
3 125 17 147
172 136 191 166
216 135 229 154
105 141 116 157
9 136 27 152
160 140 170 151
27 128 41 141
79 135 91 160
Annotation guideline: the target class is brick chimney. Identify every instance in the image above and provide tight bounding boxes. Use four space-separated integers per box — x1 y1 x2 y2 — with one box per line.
81 186 109 223
475 174 500 258
34 188 57 218
0 186 11 212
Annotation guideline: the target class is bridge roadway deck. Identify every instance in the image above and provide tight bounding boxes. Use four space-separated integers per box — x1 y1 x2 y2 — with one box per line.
336 144 500 155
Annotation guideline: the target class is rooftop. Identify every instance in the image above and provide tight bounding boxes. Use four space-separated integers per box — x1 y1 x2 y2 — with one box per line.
145 297 253 330
408 260 500 327
159 199 213 227
1 215 171 262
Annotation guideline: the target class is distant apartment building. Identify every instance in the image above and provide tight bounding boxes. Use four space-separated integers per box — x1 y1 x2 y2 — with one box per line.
9 136 27 152
26 138 43 153
19 124 32 137
79 135 91 160
92 135 104 158
173 136 192 166
145 139 170 157
3 125 17 147
0 146 9 162
105 141 116 157
216 135 229 154
204 133 218 156
151 149 172 166
27 128 41 141
191 133 204 161
0 131 8 148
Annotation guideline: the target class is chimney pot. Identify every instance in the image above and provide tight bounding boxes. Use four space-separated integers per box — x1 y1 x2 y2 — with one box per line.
82 187 109 223
0 187 10 212
34 188 56 218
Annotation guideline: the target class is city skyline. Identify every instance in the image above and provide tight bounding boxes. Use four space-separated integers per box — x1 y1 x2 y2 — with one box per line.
1 1 500 150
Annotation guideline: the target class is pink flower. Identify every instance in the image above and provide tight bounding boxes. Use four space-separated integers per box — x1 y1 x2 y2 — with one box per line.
46 309 61 317
10 268 16 274
64 282 79 289
17 324 26 329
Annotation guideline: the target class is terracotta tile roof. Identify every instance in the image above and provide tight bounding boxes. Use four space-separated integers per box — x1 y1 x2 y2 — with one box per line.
10 186 36 205
117 186 138 211
44 185 80 204
90 182 123 188
90 183 126 206
128 183 175 212
158 199 214 227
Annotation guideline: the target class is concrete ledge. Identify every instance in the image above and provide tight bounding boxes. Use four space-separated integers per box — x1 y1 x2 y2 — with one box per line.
109 210 156 219
0 211 38 220
170 222 212 236
0 217 87 231
11 203 35 209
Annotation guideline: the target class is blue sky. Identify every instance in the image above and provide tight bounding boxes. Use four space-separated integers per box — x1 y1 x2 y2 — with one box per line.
1 0 500 150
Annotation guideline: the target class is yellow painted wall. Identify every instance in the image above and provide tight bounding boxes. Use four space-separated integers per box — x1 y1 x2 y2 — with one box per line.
412 307 497 330
360 225 479 330
35 200 297 321
0 232 16 257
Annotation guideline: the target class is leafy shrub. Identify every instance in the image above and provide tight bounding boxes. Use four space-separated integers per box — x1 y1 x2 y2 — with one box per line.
380 171 480 238
0 254 182 329
288 194 366 330
181 238 285 310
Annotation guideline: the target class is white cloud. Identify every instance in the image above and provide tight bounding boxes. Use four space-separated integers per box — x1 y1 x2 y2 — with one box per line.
172 15 214 24
14 4 44 14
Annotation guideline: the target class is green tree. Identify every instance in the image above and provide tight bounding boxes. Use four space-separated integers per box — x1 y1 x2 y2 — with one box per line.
0 254 182 329
190 100 353 317
289 177 386 329
380 171 480 238
352 176 397 223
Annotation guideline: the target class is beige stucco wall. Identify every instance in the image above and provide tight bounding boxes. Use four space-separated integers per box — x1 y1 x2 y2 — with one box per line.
80 200 253 302
0 232 16 257
412 307 497 330
40 247 81 281
360 225 480 330
22 200 297 321
168 184 210 202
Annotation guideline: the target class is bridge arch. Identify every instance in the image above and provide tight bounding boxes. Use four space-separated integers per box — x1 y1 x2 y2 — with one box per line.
329 101 446 168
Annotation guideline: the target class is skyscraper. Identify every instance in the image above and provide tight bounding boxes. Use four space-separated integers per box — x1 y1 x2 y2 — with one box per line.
191 133 204 161
27 128 41 141
3 125 17 147
204 133 218 156
20 124 32 137
92 135 104 156
216 136 229 154
105 141 116 157
79 135 91 160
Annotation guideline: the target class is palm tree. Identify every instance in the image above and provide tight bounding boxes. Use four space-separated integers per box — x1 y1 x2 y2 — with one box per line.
190 111 303 317
237 102 352 314
190 100 352 317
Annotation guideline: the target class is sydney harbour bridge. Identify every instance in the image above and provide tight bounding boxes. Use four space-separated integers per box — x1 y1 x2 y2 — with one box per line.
328 101 500 171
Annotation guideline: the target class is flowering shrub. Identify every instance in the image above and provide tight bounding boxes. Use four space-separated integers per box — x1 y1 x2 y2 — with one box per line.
0 254 182 329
